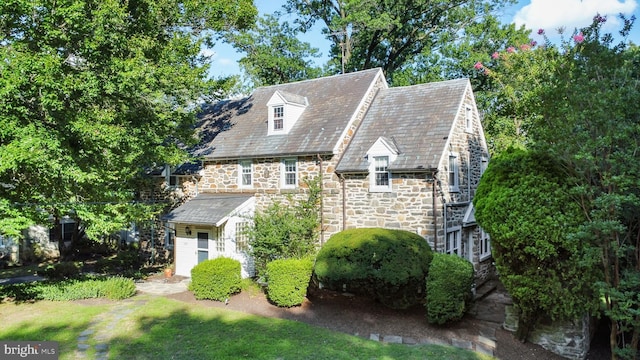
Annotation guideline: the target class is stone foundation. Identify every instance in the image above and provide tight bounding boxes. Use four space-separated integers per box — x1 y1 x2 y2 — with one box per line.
504 305 591 360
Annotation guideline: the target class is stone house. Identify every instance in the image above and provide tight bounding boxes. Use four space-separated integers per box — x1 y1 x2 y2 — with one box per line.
162 68 491 279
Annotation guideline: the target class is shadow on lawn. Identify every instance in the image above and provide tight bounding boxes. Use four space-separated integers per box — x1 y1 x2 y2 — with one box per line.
107 303 490 360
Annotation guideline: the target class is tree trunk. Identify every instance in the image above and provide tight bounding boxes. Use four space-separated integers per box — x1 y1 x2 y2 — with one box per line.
515 310 536 342
630 327 639 360
610 317 618 360
52 215 64 261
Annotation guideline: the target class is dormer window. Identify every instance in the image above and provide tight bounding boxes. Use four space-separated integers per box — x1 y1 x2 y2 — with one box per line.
273 106 284 131
367 137 398 193
374 156 390 187
267 90 308 136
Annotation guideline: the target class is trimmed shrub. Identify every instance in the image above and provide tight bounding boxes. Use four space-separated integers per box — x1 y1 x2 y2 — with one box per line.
314 228 433 309
426 253 474 325
1 276 138 302
38 279 102 301
100 276 137 300
38 261 82 280
266 257 314 307
189 257 242 301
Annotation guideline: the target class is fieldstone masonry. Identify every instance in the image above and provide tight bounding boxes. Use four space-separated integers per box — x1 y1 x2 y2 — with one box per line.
504 305 592 359
156 73 494 281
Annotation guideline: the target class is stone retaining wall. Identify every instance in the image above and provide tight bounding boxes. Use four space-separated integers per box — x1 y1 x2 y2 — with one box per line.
504 305 592 359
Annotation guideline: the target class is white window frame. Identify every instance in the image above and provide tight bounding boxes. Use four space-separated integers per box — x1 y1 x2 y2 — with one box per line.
238 160 253 188
273 105 284 131
281 158 298 188
196 231 210 264
369 155 392 192
465 106 473 133
216 226 225 253
51 217 75 244
448 152 460 192
235 222 250 252
479 228 491 261
445 226 462 257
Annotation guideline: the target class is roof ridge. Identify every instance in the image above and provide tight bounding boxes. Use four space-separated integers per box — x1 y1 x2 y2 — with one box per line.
256 68 383 91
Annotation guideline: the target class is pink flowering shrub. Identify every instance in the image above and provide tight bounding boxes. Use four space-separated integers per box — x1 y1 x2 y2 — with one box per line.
573 32 584 43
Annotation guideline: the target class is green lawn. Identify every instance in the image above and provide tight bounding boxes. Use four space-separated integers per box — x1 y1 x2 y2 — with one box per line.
0 300 109 357
0 294 493 360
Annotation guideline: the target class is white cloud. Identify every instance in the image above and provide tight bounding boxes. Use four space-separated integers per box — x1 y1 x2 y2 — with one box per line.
200 48 216 58
513 0 637 33
217 58 236 67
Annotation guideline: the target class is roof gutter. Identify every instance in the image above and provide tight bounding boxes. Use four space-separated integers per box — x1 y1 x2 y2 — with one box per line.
204 151 334 162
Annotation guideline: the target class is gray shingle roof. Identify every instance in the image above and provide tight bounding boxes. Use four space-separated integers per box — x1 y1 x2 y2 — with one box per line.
162 193 253 226
336 78 470 173
192 68 383 159
277 90 308 106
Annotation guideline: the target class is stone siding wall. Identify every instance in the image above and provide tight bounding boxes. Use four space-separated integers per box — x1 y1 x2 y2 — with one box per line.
341 173 436 239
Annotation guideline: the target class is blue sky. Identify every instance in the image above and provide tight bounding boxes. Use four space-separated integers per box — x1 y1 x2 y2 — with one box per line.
208 0 640 78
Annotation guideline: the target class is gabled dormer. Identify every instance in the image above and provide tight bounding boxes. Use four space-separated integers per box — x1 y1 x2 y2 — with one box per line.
366 136 399 192
266 90 308 136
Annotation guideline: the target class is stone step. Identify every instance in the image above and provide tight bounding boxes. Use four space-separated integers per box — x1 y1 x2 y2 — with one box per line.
474 279 498 301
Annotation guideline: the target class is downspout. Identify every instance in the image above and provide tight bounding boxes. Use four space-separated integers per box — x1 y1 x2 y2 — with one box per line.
338 173 346 231
317 154 325 244
431 172 438 253
468 150 472 202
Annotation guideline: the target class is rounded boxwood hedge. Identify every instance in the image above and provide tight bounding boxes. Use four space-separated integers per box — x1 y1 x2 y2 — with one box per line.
426 253 474 325
314 228 433 309
266 257 314 307
189 257 242 301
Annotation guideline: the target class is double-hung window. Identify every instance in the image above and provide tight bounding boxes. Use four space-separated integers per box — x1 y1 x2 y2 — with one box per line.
282 158 297 188
375 156 389 186
445 227 461 256
273 106 284 131
239 160 252 188
479 228 491 260
370 156 391 192
448 152 459 192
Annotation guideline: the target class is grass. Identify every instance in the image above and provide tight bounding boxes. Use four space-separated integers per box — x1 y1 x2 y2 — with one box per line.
0 300 110 358
0 293 494 360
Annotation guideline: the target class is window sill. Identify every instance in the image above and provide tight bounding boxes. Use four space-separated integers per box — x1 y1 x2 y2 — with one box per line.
369 187 392 193
479 254 492 262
